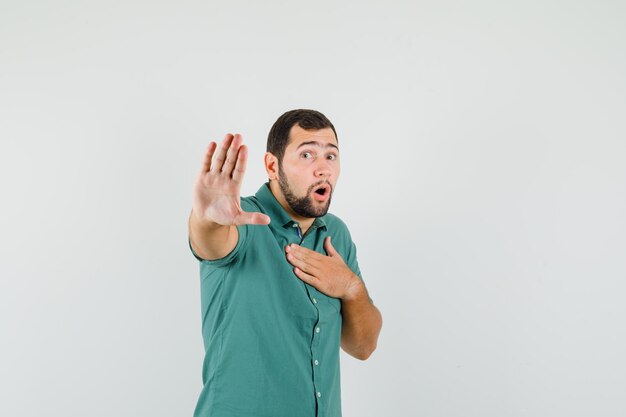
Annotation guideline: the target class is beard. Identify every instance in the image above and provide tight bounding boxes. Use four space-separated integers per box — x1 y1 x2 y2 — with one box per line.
278 163 333 218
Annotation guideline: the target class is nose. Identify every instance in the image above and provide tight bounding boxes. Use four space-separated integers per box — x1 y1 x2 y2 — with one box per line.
314 159 332 181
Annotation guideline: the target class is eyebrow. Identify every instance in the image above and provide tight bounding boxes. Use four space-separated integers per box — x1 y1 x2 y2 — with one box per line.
295 141 339 151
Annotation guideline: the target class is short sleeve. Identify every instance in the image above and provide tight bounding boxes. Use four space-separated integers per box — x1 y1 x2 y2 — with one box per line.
188 222 251 268
341 224 374 304
345 240 362 280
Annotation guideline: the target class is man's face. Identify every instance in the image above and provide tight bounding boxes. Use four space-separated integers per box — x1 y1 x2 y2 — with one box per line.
277 125 340 218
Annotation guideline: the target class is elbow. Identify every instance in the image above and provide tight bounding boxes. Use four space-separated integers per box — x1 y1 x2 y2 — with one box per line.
352 342 377 361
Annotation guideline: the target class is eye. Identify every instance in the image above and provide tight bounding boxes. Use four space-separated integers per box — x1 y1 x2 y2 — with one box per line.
301 152 313 159
327 153 337 161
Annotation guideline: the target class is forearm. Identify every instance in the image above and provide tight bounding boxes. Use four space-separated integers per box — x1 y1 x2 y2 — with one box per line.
340 281 382 360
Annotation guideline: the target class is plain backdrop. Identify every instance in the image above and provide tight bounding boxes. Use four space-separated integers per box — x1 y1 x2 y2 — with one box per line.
1 1 625 416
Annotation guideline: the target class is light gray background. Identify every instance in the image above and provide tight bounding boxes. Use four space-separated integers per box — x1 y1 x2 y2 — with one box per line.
1 1 625 416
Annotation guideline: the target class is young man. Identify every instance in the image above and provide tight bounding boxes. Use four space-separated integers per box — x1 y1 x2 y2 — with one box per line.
188 109 382 417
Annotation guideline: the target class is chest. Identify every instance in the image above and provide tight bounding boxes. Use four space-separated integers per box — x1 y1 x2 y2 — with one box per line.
228 224 341 322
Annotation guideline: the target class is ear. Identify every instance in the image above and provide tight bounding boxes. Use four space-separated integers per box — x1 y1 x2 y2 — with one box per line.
264 152 279 181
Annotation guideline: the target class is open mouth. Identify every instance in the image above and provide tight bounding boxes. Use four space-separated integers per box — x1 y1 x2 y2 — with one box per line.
312 184 331 200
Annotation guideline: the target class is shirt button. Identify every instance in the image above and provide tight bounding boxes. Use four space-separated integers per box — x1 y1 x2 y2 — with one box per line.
317 391 322 398
312 298 317 304
314 359 319 366
315 327 320 333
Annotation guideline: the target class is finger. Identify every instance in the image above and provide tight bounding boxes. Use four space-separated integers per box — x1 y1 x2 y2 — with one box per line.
201 142 217 174
293 267 319 286
232 144 248 183
211 133 235 173
324 236 339 257
288 244 324 266
234 211 271 226
286 251 317 275
221 134 242 176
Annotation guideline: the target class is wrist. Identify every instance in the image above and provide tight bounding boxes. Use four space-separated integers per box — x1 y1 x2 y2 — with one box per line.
190 208 223 229
341 275 367 303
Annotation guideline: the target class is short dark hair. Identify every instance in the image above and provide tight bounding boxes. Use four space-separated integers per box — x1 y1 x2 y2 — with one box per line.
266 109 338 164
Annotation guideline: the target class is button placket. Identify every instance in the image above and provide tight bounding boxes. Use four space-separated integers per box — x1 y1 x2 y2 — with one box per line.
292 223 302 240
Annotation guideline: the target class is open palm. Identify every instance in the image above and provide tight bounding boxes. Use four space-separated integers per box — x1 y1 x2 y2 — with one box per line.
193 133 270 226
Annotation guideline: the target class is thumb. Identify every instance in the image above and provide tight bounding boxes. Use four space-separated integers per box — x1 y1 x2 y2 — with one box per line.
235 211 271 226
324 236 338 257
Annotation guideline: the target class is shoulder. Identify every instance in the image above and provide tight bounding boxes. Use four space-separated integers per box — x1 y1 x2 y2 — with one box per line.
322 213 361 274
322 212 354 242
240 195 260 208
240 194 261 211
322 212 347 229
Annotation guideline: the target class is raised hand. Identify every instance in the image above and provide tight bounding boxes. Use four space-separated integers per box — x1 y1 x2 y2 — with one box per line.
193 133 270 226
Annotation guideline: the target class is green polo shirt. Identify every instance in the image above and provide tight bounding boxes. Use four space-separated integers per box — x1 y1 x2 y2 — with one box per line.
189 182 364 417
